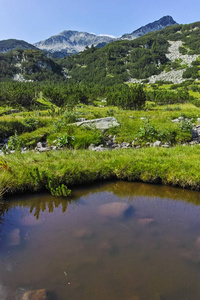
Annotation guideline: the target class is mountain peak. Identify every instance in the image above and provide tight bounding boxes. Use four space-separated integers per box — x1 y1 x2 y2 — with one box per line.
33 16 178 57
121 15 177 40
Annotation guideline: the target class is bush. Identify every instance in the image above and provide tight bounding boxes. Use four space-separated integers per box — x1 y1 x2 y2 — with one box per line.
56 133 75 148
8 131 22 150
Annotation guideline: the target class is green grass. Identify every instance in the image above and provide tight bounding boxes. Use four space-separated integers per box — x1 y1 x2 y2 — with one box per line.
1 87 200 198
1 146 200 198
1 101 199 147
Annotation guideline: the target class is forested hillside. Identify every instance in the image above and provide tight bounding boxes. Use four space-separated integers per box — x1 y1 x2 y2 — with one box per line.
59 21 200 85
0 49 64 82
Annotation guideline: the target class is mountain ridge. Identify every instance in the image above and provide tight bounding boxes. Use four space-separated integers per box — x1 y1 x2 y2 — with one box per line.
120 15 177 40
0 39 38 53
34 31 114 57
33 16 177 57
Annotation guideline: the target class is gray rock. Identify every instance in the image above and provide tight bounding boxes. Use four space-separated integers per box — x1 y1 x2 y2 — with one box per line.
190 141 197 145
51 146 57 150
37 146 51 152
112 143 120 148
73 117 119 130
153 141 161 147
106 140 113 147
95 146 106 152
88 144 95 150
36 142 43 148
172 118 180 123
121 142 130 148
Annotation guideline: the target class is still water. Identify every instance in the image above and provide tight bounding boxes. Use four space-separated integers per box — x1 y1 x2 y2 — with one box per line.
1 182 200 300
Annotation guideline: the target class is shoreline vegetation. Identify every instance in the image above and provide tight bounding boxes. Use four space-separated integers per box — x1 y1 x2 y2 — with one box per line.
1 145 200 199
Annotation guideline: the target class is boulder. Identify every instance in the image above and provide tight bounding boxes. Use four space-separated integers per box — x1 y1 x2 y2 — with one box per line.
98 202 134 219
171 119 180 123
22 289 47 300
153 141 161 147
73 117 119 130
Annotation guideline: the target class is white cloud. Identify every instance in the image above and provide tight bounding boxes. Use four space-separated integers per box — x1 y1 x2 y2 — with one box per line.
98 34 117 38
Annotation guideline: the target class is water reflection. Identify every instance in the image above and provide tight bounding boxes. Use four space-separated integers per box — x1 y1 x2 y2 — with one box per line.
0 181 200 227
0 182 200 300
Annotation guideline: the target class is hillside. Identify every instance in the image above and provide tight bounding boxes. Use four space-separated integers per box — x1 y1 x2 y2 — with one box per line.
1 20 200 85
59 21 200 85
0 39 38 53
0 49 64 82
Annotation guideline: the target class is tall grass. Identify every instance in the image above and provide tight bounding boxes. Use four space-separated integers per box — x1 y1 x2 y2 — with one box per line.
1 145 200 198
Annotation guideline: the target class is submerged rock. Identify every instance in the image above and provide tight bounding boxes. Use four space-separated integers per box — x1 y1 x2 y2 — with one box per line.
98 202 134 218
22 289 47 300
137 218 154 225
9 228 20 246
75 228 94 239
195 236 200 250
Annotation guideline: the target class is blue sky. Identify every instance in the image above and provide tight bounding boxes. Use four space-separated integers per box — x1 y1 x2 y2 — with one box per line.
1 0 200 43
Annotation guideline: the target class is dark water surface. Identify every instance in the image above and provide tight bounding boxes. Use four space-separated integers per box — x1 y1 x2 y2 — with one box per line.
1 182 200 300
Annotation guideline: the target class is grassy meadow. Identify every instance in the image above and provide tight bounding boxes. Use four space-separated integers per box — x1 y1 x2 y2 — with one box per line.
1 80 200 198
1 145 200 198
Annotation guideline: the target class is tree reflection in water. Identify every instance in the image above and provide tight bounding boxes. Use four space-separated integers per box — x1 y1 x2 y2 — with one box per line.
29 196 70 219
0 195 73 235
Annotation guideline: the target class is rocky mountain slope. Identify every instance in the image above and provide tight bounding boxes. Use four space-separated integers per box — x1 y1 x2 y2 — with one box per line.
129 41 199 84
59 21 200 85
0 49 64 82
34 31 115 58
121 16 177 40
34 16 177 57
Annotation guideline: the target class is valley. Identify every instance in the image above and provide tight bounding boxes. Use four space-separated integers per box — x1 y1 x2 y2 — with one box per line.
1 17 200 198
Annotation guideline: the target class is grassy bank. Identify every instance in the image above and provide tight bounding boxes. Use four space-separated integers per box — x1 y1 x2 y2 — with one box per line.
1 145 200 198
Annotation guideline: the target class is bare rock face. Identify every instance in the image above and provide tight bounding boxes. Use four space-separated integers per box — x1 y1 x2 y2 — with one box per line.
98 202 134 218
22 289 47 300
34 31 114 57
121 16 177 40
